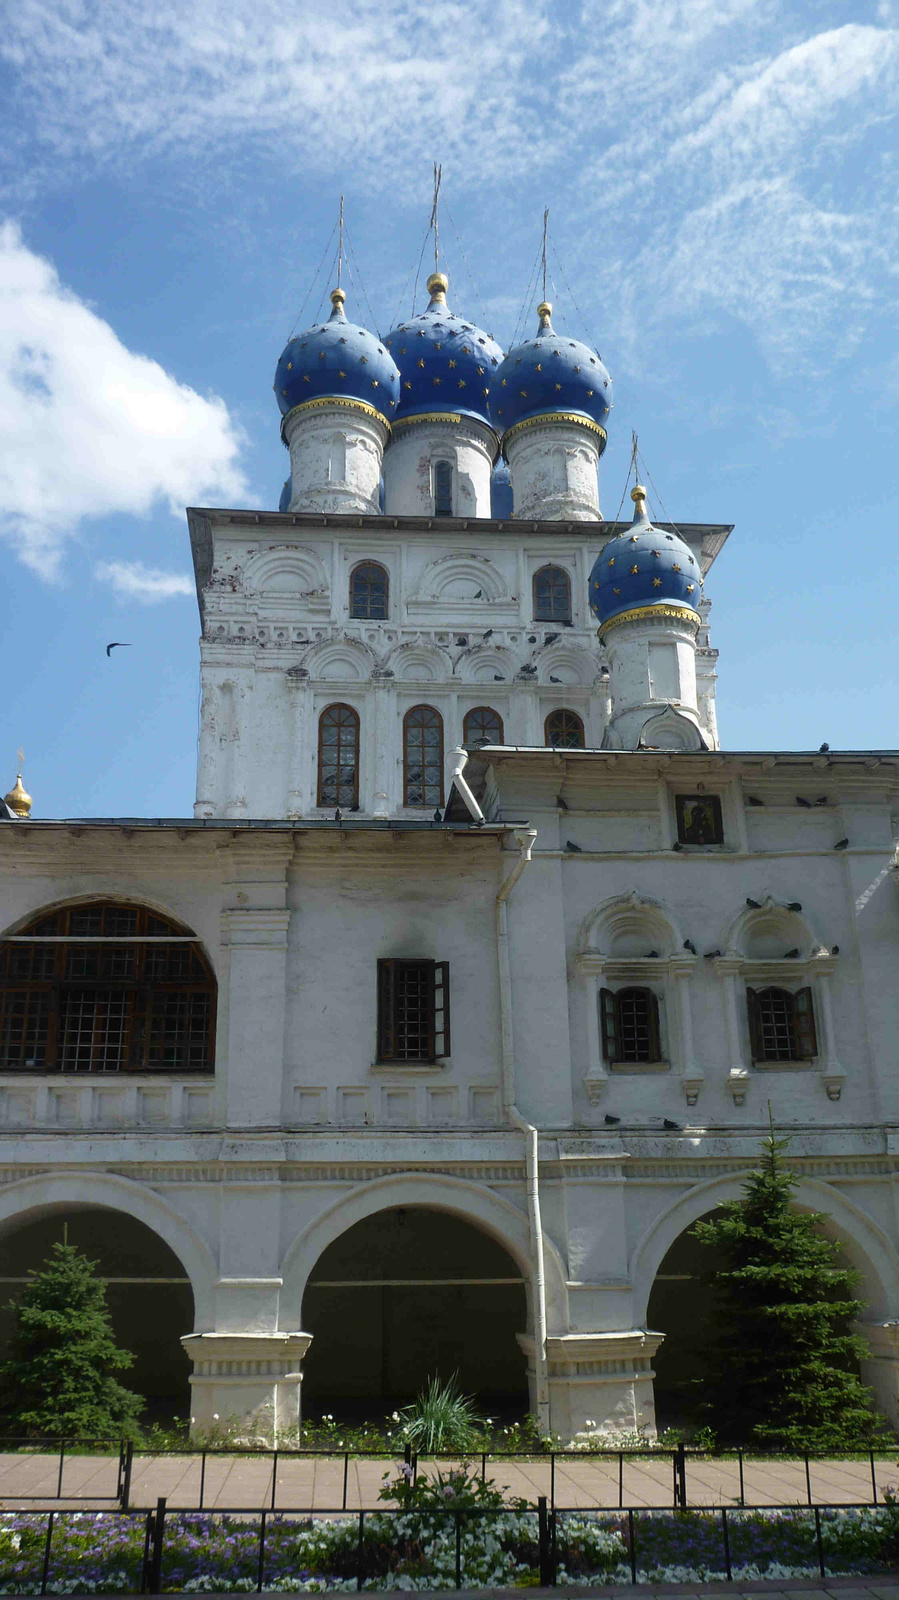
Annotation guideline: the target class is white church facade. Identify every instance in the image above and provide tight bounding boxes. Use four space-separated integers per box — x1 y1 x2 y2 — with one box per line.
1 273 898 1443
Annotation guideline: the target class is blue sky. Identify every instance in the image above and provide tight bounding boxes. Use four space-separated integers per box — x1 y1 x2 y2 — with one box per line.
1 0 898 818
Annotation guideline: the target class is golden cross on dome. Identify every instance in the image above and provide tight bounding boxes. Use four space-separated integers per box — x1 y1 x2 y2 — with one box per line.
17 748 24 771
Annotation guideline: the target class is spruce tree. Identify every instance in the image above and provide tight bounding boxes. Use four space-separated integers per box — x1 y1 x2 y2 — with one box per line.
0 1239 143 1441
693 1123 884 1450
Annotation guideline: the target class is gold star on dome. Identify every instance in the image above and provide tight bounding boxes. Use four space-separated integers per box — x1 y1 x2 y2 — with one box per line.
433 377 442 385
300 342 307 349
338 337 346 345
435 342 442 350
630 535 638 543
631 564 639 574
555 383 562 391
404 381 412 390
552 350 561 356
477 365 484 374
372 379 379 387
653 577 662 588
286 362 292 371
303 374 310 383
418 358 425 367
613 587 621 595
501 378 507 386
461 345 470 353
458 379 467 387
536 363 542 372
281 388 287 396
608 558 615 567
318 352 325 360
400 347 407 354
574 365 581 373
448 359 457 368
338 370 346 378
360 356 368 365
687 583 695 593
520 389 528 397
672 563 681 573
652 550 660 558
587 389 593 397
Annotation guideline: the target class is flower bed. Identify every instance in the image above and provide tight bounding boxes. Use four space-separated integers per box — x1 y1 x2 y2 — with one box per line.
1 1467 898 1592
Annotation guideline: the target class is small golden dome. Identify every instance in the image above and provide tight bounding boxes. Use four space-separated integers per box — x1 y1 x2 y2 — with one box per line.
631 484 648 513
330 287 346 309
427 271 449 305
537 301 553 329
4 772 32 818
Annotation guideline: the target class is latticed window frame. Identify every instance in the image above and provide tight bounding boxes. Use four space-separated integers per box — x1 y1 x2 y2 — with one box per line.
403 704 444 807
545 708 585 748
0 902 216 1075
433 460 454 517
599 986 662 1065
349 561 389 620
533 564 572 622
377 958 450 1064
317 702 360 808
747 984 818 1064
463 706 504 746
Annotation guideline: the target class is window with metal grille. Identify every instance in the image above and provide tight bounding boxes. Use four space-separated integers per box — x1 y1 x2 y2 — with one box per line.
434 460 453 516
318 702 360 808
0 902 216 1073
545 708 585 748
747 985 817 1063
349 561 389 620
403 704 444 807
533 565 571 622
463 706 504 746
600 987 662 1064
377 959 450 1063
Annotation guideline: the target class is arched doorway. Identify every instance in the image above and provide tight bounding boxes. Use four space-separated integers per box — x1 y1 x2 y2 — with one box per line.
0 1208 194 1425
301 1207 528 1416
647 1206 867 1433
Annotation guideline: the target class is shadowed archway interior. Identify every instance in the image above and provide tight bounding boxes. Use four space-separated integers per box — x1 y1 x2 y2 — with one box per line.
301 1207 528 1416
0 1208 194 1425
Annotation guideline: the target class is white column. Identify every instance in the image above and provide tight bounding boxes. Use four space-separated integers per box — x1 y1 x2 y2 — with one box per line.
195 669 220 818
669 956 702 1105
576 957 608 1104
183 1331 312 1445
814 966 845 1100
285 673 312 817
715 957 749 1103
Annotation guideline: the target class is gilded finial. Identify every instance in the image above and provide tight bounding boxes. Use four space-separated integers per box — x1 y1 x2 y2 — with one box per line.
427 271 448 306
329 287 347 317
537 301 553 330
4 758 32 819
631 484 648 517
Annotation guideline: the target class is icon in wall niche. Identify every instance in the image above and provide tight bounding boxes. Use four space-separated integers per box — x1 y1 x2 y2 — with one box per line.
675 793 723 846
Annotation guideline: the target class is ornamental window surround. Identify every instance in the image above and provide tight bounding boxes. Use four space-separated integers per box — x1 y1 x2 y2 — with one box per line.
533 564 572 622
349 561 389 620
317 702 360 808
0 902 216 1076
377 958 450 1064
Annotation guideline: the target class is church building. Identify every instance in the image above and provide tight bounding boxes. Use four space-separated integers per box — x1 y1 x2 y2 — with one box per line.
1 269 898 1443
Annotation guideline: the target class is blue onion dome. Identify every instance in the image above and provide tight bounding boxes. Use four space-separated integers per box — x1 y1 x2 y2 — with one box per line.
490 459 513 519
278 477 291 513
589 486 702 631
384 272 504 429
489 301 612 451
274 288 400 428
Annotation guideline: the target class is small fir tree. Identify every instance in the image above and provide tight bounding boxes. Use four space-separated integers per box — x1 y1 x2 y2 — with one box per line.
693 1121 884 1450
0 1238 143 1441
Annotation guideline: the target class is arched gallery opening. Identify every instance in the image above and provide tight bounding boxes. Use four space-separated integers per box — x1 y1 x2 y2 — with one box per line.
301 1207 529 1417
647 1206 867 1433
0 1208 194 1425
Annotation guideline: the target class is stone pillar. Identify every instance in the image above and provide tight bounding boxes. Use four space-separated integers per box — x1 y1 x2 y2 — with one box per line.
182 1331 312 1445
858 1321 899 1430
195 669 221 819
383 415 496 518
285 670 312 817
669 955 702 1105
370 676 396 816
222 841 293 1128
715 957 750 1105
283 400 387 516
519 1330 665 1440
506 419 602 521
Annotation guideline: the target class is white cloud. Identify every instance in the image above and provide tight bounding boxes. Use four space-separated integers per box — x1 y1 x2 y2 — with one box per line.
95 561 194 602
0 222 246 577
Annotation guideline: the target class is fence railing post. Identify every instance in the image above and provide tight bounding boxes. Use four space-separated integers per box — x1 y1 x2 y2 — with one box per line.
738 1447 744 1507
148 1496 166 1594
256 1510 267 1593
618 1451 623 1509
455 1509 462 1589
805 1452 813 1505
270 1449 278 1511
627 1506 637 1585
120 1441 134 1512
870 1448 878 1505
721 1505 731 1581
343 1452 349 1510
39 1510 54 1596
356 1510 365 1591
56 1441 65 1500
676 1442 687 1508
813 1505 826 1581
538 1496 552 1586
199 1449 206 1510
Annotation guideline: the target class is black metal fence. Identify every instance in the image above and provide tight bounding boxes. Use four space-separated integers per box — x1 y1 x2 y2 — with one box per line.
0 1437 891 1512
7 1496 897 1594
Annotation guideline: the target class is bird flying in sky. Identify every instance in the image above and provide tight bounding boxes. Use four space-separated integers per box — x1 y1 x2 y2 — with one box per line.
106 642 132 657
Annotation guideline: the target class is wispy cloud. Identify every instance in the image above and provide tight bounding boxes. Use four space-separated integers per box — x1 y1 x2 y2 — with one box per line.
95 561 194 602
1 2 898 375
0 223 246 578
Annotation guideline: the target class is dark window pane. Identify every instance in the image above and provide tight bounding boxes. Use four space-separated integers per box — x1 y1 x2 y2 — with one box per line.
533 565 571 622
463 707 504 745
545 709 585 748
349 562 389 620
0 990 51 1067
434 461 453 516
318 703 359 807
404 706 444 806
756 988 798 1061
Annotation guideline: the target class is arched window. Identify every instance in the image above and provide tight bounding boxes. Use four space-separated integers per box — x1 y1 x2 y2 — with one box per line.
349 562 389 620
533 564 571 622
747 986 817 1063
318 703 360 808
328 434 347 483
403 705 444 807
434 460 453 517
600 987 661 1064
0 902 216 1074
545 708 585 748
463 706 504 746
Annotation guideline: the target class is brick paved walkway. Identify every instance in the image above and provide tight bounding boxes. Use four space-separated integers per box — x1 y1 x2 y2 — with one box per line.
0 1450 897 1512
